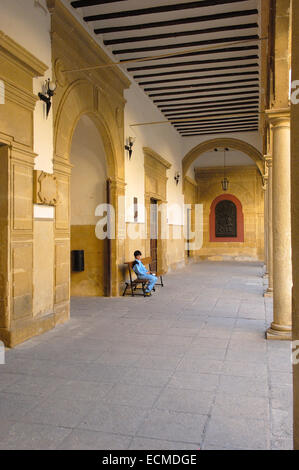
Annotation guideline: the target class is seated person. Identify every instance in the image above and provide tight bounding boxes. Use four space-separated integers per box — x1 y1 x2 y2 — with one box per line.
132 250 157 297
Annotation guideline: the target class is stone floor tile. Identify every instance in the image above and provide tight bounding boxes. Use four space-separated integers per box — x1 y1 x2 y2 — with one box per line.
136 409 207 444
104 383 162 408
0 422 72 450
0 392 43 421
154 387 214 415
129 437 199 450
119 367 173 388
78 403 148 435
57 429 132 450
203 416 269 450
218 375 268 397
21 397 93 428
168 372 220 392
212 392 269 420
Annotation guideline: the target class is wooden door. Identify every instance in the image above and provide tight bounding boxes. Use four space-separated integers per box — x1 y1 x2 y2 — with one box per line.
150 199 158 272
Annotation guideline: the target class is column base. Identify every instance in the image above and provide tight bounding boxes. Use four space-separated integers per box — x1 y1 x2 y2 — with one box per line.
266 322 292 341
264 288 273 297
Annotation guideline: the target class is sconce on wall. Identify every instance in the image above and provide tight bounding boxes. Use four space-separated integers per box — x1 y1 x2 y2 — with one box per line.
38 79 57 118
174 171 181 186
125 137 136 159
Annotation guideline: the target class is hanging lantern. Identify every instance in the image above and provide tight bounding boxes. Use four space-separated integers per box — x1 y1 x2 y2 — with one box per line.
221 176 229 191
221 147 229 191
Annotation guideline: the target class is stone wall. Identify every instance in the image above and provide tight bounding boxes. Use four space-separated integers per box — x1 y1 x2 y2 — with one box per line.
195 166 264 261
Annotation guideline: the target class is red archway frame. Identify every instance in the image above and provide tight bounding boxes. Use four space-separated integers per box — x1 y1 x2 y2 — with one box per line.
210 194 244 242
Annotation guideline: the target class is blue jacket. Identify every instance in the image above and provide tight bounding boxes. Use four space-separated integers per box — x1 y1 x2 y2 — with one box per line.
133 259 148 278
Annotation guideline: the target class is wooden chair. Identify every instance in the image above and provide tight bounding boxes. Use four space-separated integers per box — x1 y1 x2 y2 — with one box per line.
122 257 164 297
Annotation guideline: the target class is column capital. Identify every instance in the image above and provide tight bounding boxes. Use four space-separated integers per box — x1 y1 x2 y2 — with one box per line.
107 177 127 191
265 108 290 128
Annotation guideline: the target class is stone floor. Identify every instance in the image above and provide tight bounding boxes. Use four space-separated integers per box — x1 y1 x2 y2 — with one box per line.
0 261 293 450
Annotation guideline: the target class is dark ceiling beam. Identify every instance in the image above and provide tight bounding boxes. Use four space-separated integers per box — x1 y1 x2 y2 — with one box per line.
123 45 259 64
164 102 259 115
173 117 258 126
94 9 258 34
181 129 259 136
176 123 259 132
139 71 259 86
165 106 259 119
174 116 259 127
104 23 258 46
167 109 259 120
84 0 251 22
71 0 127 7
153 89 259 103
146 78 258 92
134 62 259 80
176 120 259 129
179 127 259 135
113 35 259 55
149 84 259 97
160 96 260 110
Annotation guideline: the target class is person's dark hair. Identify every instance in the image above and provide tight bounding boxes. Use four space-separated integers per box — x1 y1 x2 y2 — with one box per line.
134 250 142 258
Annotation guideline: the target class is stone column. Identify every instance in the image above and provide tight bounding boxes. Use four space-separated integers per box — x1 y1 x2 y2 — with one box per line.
266 109 292 340
291 0 299 449
262 170 269 278
264 156 273 295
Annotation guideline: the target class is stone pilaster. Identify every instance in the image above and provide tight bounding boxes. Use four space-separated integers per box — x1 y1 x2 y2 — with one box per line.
108 177 126 297
266 109 292 340
264 156 273 294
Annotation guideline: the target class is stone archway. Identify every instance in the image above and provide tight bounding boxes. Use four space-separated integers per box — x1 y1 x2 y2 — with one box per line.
54 79 121 180
52 78 126 323
182 137 265 179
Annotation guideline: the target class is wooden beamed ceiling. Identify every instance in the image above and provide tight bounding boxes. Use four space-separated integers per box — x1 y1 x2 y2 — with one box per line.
70 0 260 136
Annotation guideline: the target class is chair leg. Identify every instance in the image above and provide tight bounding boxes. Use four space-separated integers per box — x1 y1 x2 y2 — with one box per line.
131 282 135 297
122 284 128 296
160 276 164 287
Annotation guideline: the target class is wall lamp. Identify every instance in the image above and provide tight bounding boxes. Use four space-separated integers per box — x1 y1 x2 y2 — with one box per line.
125 137 136 159
174 171 181 186
38 79 57 118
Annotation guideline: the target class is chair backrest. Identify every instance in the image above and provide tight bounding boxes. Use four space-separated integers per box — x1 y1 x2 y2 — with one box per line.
125 257 152 281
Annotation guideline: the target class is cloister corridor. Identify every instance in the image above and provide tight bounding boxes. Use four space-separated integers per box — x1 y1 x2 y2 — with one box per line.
0 262 292 450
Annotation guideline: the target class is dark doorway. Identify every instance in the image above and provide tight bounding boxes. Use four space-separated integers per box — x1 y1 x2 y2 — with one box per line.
215 200 237 238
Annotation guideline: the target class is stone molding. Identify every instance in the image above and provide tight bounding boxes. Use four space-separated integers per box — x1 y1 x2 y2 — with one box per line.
0 31 48 77
143 147 172 170
265 108 291 128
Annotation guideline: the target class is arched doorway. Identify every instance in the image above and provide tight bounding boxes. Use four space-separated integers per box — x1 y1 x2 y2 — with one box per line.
182 140 265 261
210 194 245 243
52 79 126 313
70 115 108 296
